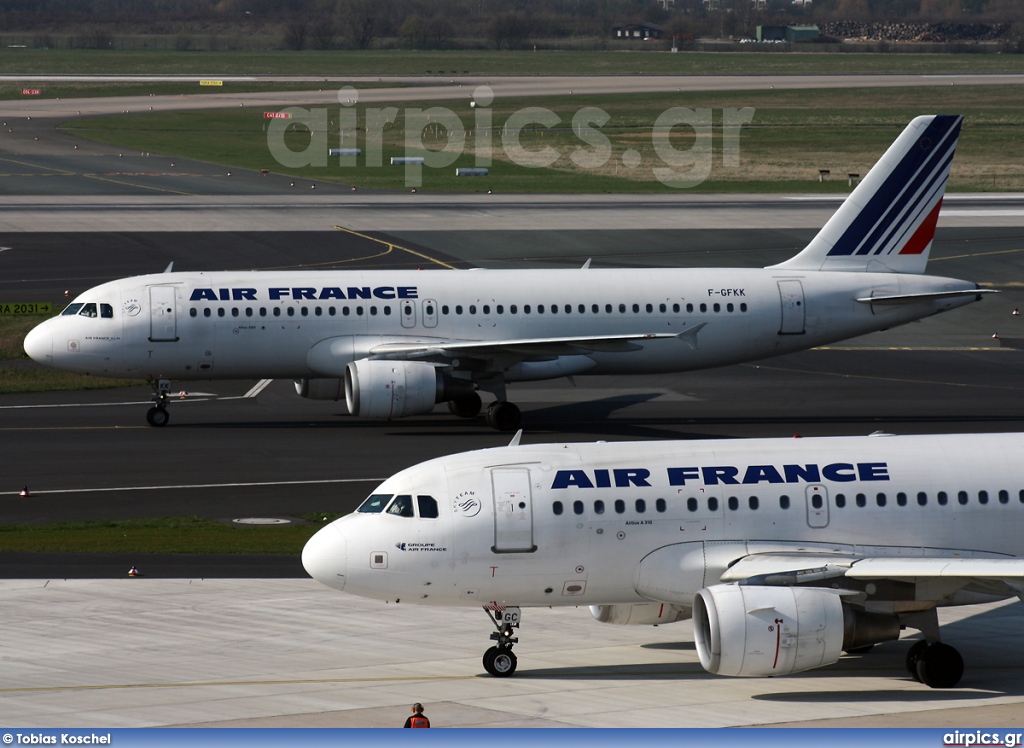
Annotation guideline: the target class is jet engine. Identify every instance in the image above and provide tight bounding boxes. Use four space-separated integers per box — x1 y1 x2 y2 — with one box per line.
344 359 474 419
590 603 690 626
294 378 344 400
693 584 899 677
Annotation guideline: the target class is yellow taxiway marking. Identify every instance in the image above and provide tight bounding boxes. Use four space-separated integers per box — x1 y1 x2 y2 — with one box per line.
332 225 458 270
83 173 195 196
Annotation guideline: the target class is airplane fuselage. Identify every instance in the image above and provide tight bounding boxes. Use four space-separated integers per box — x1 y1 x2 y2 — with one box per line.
26 267 980 382
304 433 1024 609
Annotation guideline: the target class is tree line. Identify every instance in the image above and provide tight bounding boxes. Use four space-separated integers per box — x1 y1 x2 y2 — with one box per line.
1 0 1021 50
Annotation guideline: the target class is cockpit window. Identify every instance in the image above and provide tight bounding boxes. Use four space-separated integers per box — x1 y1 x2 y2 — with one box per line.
417 496 439 519
78 303 98 318
61 303 84 316
386 495 415 517
356 494 392 513
100 303 114 319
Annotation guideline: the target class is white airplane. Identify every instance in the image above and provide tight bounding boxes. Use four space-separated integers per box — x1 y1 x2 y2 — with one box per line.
24 115 991 430
301 430 1024 688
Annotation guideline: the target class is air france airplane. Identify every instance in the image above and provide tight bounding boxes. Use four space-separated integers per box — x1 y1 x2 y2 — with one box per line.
25 115 991 430
302 431 1024 688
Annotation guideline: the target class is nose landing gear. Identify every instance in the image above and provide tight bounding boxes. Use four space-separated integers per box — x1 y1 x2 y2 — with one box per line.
482 605 521 677
146 379 172 427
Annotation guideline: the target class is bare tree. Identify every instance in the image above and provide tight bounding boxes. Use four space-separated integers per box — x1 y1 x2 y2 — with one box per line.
283 19 308 50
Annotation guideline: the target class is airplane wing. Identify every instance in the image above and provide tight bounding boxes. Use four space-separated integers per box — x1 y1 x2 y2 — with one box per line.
720 552 1024 600
367 324 707 360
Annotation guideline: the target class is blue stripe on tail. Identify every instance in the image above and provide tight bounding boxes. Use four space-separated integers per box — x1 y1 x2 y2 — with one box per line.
827 115 962 258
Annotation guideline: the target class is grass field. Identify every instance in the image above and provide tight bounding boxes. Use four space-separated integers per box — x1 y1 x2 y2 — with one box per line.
0 514 341 555
62 85 1024 193
4 48 1024 77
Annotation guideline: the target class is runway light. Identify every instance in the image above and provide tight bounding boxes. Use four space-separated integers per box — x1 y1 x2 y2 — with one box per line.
128 566 139 577
992 333 1000 339
1013 308 1020 316
19 486 29 498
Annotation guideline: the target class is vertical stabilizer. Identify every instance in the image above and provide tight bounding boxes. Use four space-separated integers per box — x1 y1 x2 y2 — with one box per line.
771 115 962 274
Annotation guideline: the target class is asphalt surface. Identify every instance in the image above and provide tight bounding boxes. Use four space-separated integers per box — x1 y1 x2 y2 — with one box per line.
2 84 1024 583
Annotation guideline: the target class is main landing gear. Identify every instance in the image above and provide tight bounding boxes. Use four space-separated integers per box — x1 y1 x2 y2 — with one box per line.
906 640 964 688
482 606 521 677
146 379 172 427
903 608 964 688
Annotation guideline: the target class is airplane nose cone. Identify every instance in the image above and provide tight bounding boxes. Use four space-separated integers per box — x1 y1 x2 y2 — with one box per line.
23 321 53 365
302 522 347 591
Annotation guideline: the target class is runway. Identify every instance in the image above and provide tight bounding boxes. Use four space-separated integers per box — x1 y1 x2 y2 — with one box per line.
2 81 1024 728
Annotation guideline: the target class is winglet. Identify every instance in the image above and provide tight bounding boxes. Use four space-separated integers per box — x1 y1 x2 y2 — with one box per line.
676 322 707 351
508 429 523 447
581 258 592 270
163 262 174 273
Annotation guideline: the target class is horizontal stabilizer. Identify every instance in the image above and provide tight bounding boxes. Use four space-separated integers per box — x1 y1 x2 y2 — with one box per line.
855 288 997 304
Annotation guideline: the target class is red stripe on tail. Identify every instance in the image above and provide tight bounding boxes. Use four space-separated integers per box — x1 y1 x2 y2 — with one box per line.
899 198 943 255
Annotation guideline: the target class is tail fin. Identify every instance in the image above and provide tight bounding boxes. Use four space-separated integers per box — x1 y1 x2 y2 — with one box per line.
771 115 962 275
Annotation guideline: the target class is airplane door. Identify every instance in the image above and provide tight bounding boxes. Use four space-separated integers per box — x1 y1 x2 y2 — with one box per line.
490 467 536 553
805 484 830 528
777 280 806 335
149 285 179 342
401 299 416 328
422 299 438 328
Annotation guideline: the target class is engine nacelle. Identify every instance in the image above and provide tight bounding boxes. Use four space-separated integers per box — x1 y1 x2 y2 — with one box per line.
590 603 690 626
294 378 344 401
344 359 443 419
693 584 846 677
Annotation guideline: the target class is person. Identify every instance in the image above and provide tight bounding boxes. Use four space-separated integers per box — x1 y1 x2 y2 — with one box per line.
404 703 430 728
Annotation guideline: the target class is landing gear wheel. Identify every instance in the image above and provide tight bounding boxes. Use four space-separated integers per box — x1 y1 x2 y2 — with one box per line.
146 406 170 427
905 640 930 682
485 401 521 431
483 647 517 677
448 392 482 419
915 642 964 688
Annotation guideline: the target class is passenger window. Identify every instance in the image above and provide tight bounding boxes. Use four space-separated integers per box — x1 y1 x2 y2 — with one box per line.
217 308 225 317
938 491 948 506
958 490 969 506
780 495 791 509
811 493 823 509
387 495 415 517
614 499 625 514
749 496 759 510
978 490 989 505
78 303 98 318
687 497 697 512
189 308 197 318
856 493 866 508
301 307 309 317
999 490 1009 504
273 307 281 317
100 303 114 318
594 499 605 515
62 303 84 316
727 496 738 511
553 501 563 516
740 303 748 312
834 493 845 508
635 499 646 513
655 498 666 513
417 495 439 519
917 492 928 506
204 308 211 318
897 492 907 506
708 497 719 511
573 500 584 515
876 493 886 507
357 494 392 513
231 308 239 317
